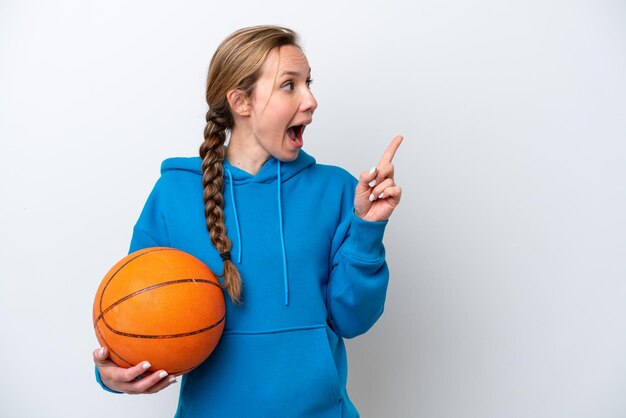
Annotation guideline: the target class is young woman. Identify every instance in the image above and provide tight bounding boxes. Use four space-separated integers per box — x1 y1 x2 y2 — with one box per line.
93 25 402 417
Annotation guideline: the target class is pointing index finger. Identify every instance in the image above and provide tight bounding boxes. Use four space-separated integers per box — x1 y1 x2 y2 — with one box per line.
379 135 404 164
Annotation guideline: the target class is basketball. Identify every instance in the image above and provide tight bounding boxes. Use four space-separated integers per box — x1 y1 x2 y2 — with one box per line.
93 247 225 376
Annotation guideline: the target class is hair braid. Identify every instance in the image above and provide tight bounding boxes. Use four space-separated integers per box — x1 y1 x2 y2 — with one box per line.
200 26 300 305
200 108 242 304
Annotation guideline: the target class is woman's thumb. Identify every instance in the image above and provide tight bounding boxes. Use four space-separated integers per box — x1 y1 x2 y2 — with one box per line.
93 346 108 365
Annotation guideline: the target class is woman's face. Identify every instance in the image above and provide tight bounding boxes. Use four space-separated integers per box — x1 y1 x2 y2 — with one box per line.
244 45 317 162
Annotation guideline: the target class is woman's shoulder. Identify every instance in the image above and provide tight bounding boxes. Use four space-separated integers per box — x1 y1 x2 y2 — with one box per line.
146 157 202 196
160 157 202 176
309 161 357 185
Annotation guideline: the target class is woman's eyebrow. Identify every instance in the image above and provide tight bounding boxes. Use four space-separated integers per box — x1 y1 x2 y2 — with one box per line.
278 68 312 77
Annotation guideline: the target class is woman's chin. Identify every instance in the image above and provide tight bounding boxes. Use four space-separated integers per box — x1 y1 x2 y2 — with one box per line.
281 149 300 162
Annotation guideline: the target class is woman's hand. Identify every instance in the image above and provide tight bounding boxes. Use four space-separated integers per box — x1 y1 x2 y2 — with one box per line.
354 135 403 222
93 347 177 394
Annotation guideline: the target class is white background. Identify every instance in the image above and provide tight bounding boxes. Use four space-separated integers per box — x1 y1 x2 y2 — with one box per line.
1 0 625 417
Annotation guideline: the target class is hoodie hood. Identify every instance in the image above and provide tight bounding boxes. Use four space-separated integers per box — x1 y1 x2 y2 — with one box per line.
160 149 316 184
160 149 316 306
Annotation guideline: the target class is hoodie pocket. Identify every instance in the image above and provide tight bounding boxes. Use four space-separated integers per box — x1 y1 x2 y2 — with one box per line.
178 326 342 418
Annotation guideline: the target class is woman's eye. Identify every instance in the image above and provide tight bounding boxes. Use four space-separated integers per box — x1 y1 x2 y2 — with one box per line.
281 79 313 91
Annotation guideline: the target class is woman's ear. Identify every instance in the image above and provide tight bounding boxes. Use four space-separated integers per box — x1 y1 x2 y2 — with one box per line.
227 89 251 117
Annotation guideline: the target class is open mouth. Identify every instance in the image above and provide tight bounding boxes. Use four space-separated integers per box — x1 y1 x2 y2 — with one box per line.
286 124 305 147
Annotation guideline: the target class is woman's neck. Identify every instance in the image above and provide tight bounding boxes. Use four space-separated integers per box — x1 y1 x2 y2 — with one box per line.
225 129 270 176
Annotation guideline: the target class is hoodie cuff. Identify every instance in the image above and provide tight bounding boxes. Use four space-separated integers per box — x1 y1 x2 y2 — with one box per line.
347 210 388 261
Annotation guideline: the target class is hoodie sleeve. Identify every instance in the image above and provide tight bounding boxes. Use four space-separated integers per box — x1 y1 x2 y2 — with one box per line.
129 177 171 252
326 178 390 339
95 177 170 393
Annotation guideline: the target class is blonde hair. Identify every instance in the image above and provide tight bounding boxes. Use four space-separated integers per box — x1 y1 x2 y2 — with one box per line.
200 25 300 304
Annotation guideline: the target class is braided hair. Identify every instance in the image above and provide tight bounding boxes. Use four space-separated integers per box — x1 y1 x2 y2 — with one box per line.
201 25 299 304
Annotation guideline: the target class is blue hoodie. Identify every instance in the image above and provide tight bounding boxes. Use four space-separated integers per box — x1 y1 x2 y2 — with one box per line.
97 150 389 417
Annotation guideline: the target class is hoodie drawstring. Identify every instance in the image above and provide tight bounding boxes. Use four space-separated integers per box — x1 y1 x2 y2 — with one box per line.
225 163 289 306
224 168 242 264
277 162 289 306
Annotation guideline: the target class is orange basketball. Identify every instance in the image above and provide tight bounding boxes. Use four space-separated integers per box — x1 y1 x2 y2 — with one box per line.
93 247 225 376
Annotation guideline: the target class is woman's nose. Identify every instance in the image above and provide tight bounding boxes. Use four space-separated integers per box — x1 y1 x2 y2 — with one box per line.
301 88 318 114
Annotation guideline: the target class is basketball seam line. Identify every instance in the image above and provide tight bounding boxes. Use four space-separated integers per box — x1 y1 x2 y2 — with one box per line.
105 313 225 339
98 247 171 319
95 278 221 324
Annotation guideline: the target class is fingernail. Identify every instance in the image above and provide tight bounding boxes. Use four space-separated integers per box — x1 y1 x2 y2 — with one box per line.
169 377 177 383
368 179 377 188
369 193 375 202
159 371 168 379
142 362 151 370
99 347 105 357
379 193 384 199
369 166 377 174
